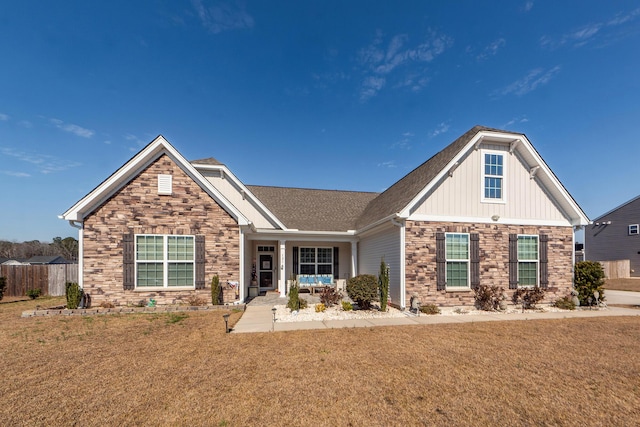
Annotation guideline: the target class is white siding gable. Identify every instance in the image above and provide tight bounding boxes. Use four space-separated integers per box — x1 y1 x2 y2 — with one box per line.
410 142 570 226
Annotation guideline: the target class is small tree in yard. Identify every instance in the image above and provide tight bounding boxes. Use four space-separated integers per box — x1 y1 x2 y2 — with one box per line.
378 258 389 311
287 276 307 311
346 274 378 310
574 261 605 306
65 282 83 309
211 275 221 305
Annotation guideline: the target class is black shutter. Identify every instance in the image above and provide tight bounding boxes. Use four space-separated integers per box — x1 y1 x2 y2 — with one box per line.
123 233 135 290
195 235 205 289
539 234 548 288
333 247 339 280
470 233 480 289
436 232 446 290
509 234 518 289
293 247 299 276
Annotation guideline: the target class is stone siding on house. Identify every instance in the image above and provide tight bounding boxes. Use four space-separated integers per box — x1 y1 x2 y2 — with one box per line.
405 221 574 306
82 154 240 306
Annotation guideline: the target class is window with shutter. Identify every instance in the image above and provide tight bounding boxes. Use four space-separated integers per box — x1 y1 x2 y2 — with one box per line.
436 232 446 290
123 234 135 290
508 234 518 289
470 233 480 289
134 234 196 288
539 234 548 288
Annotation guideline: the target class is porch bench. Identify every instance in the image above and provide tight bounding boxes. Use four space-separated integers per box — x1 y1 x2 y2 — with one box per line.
296 274 335 294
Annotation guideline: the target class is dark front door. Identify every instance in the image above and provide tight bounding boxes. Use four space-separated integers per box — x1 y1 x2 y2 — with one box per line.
258 253 274 289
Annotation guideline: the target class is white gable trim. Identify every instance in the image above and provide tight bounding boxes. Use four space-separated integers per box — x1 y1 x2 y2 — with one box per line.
193 163 287 230
398 130 589 226
61 136 249 225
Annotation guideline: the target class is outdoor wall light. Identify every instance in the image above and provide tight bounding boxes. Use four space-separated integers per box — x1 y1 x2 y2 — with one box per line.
491 214 500 222
223 313 230 333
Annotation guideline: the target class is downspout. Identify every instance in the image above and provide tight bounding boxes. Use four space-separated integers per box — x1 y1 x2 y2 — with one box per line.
391 216 406 310
67 220 83 289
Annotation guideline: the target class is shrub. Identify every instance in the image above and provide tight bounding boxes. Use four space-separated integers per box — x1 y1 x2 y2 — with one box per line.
26 288 42 299
341 301 353 311
420 303 441 315
512 287 546 309
315 303 326 312
319 286 342 307
99 300 115 308
552 296 576 310
287 279 308 311
378 258 390 311
65 282 83 309
0 276 6 301
186 295 207 306
574 261 605 306
474 285 505 311
346 274 379 310
211 275 222 305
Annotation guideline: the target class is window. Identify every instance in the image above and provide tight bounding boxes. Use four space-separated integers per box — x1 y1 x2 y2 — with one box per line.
445 233 469 288
483 151 504 201
299 247 333 275
629 224 639 235
135 235 194 288
517 235 538 286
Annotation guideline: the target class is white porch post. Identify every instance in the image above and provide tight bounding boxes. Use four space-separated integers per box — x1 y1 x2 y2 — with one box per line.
239 227 245 302
278 240 287 297
350 240 358 277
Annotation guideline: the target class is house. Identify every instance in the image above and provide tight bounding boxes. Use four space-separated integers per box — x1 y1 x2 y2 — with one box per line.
585 195 640 277
26 255 72 265
60 126 589 308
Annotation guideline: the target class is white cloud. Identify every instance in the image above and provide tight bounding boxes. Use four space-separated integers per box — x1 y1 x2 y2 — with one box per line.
192 0 254 34
498 66 561 96
2 170 30 178
0 147 81 174
502 116 530 128
50 118 94 138
430 122 450 138
357 30 453 101
477 38 506 60
523 1 534 12
125 133 149 151
0 113 8 121
391 132 414 150
377 161 396 168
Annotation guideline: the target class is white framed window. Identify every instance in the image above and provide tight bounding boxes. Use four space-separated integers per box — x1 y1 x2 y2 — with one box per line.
629 224 639 235
135 235 194 288
445 233 469 288
517 235 538 287
482 150 505 202
299 247 333 276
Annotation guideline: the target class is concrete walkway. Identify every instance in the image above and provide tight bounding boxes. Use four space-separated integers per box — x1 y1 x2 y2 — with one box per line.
232 296 640 333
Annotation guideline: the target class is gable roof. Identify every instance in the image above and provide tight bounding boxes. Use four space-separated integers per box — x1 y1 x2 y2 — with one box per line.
248 185 378 232
27 255 70 264
356 125 589 228
191 157 223 166
61 136 249 225
591 194 640 221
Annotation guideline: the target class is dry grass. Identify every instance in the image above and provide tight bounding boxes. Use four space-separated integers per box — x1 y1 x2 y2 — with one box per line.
1 297 639 426
606 278 640 292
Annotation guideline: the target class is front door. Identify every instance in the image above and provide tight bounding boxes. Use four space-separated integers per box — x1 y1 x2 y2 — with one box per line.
258 252 274 290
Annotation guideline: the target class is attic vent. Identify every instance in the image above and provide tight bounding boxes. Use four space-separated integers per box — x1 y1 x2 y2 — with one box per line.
158 174 172 195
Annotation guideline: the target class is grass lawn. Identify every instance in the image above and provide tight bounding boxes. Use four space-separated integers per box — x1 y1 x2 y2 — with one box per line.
605 278 640 292
1 296 639 426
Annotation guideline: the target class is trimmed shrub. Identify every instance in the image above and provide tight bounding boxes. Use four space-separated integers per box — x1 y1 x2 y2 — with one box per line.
474 285 505 311
287 279 308 311
512 287 546 309
65 282 83 309
420 303 441 315
341 301 353 311
574 261 605 306
26 288 42 299
319 286 342 307
346 274 379 310
211 275 222 305
315 303 326 312
0 276 6 301
378 258 390 311
552 296 576 310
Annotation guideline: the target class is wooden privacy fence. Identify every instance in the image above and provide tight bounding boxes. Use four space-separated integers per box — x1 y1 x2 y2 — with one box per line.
599 260 630 279
0 264 78 297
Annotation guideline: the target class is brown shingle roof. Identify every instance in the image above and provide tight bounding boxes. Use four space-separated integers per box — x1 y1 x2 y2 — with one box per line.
355 125 514 228
191 157 223 165
247 185 378 232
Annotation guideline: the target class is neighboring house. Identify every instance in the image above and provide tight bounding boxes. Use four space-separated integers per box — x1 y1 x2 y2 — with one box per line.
61 126 588 308
26 255 71 265
585 195 640 277
1 259 27 266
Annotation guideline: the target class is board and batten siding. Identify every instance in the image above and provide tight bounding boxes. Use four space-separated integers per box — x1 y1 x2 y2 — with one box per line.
585 196 640 277
358 223 403 307
202 172 276 229
412 143 569 224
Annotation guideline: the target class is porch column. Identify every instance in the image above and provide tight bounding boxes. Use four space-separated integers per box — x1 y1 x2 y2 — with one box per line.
351 240 358 277
278 240 287 297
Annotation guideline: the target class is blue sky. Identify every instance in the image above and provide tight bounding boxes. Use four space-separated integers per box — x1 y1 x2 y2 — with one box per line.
1 1 639 242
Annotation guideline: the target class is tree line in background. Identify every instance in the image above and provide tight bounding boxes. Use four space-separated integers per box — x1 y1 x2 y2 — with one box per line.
0 237 78 262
